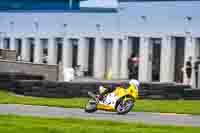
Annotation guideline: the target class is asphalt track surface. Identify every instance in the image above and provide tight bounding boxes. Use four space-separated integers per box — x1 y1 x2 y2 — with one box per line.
0 104 200 127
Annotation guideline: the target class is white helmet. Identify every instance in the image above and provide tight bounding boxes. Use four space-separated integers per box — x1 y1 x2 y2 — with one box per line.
129 79 140 90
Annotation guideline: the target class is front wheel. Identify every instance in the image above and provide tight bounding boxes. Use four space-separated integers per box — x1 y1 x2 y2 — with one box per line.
84 99 97 113
115 99 134 115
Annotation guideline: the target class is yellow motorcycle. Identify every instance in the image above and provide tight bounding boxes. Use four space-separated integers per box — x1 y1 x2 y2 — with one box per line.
85 80 139 114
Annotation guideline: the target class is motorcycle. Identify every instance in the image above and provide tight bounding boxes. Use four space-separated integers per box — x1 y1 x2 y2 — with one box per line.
85 80 139 115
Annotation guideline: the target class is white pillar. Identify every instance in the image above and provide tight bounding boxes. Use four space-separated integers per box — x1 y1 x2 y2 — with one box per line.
111 38 120 79
0 37 3 49
160 36 176 82
21 38 30 62
94 37 105 79
198 65 200 88
0 36 4 49
184 36 198 87
85 39 89 71
120 37 129 79
0 32 6 49
10 37 16 50
34 38 43 64
139 37 153 82
77 37 89 71
63 37 72 68
48 38 57 65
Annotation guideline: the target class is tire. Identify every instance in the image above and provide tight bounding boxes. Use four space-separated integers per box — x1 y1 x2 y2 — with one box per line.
115 98 134 115
84 99 97 113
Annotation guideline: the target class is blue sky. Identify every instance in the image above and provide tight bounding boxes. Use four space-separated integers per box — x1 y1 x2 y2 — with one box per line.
81 0 118 7
81 0 200 7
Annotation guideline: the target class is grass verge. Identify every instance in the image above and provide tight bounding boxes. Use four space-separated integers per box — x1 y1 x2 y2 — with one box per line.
1 90 200 115
0 115 199 133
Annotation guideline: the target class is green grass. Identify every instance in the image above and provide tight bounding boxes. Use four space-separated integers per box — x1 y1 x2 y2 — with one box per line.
134 100 200 115
0 115 199 133
1 90 200 115
0 90 87 108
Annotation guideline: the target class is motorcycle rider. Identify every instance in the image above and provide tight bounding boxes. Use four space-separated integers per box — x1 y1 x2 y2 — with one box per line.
96 79 140 101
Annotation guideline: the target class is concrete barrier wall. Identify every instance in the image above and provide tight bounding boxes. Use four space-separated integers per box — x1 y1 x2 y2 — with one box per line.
0 60 58 81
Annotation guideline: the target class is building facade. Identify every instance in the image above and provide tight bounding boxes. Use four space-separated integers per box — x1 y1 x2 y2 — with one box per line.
0 0 200 86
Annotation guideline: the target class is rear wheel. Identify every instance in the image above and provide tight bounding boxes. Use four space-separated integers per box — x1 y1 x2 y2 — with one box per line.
115 98 134 115
84 99 97 113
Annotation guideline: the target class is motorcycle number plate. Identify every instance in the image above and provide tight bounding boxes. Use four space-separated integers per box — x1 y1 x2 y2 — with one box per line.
104 93 118 106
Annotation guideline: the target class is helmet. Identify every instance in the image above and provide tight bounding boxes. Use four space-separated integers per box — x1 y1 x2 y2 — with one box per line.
99 86 107 94
129 79 140 90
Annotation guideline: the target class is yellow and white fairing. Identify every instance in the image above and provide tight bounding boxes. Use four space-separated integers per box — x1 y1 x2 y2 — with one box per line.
96 83 138 111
